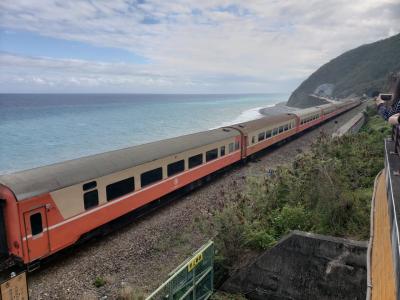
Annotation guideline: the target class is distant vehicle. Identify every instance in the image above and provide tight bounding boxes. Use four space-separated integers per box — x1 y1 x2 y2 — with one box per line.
0 99 360 269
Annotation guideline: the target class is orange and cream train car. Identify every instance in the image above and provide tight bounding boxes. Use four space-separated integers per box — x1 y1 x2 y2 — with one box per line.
0 99 360 268
229 114 298 157
0 128 242 267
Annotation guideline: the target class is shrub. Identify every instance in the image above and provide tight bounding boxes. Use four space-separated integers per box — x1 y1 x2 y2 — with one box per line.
208 109 389 268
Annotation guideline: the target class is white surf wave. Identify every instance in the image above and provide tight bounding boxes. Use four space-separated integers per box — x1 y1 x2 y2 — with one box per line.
210 104 275 129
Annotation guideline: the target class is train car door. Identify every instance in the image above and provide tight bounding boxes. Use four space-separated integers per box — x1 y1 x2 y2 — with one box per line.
23 206 50 261
242 135 248 159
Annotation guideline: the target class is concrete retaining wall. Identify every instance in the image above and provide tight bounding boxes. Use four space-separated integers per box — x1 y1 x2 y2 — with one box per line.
332 112 365 137
221 231 367 300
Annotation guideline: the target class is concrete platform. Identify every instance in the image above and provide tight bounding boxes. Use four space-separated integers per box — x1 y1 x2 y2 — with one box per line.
332 112 365 137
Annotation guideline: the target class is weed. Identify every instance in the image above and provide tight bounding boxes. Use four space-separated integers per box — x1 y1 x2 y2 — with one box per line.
93 276 106 288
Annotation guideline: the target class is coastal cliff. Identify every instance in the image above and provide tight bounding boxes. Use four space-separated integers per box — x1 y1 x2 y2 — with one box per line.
287 33 400 108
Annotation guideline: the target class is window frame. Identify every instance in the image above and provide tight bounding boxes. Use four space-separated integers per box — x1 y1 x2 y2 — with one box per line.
228 143 234 153
141 167 163 188
83 181 97 191
106 177 135 201
84 189 99 209
220 146 226 157
206 148 218 162
189 153 203 169
30 212 43 236
258 132 265 142
167 160 185 177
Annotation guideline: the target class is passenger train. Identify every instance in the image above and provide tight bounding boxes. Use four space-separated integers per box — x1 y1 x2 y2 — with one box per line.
0 99 360 268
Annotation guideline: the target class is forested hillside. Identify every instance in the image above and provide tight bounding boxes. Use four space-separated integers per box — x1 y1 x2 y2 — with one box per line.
288 33 400 107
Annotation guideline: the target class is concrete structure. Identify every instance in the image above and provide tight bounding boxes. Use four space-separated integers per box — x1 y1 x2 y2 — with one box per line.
332 112 365 137
222 231 367 300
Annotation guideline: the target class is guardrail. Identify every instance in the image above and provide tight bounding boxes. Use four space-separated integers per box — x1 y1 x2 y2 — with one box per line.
146 240 214 300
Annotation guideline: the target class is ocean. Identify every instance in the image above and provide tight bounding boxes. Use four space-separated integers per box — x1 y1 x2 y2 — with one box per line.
0 93 288 174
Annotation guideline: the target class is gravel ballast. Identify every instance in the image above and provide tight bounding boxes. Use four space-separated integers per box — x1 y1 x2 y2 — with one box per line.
28 103 368 299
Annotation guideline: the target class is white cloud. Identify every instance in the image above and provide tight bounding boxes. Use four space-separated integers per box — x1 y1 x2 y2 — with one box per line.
0 0 399 92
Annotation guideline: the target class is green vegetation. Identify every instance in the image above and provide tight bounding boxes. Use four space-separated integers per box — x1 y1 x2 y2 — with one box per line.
93 276 106 288
288 33 400 107
209 108 390 268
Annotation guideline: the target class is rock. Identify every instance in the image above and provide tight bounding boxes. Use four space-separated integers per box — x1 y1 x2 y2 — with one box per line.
221 231 367 300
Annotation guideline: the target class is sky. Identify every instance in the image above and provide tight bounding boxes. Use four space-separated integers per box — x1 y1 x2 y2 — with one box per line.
0 0 399 93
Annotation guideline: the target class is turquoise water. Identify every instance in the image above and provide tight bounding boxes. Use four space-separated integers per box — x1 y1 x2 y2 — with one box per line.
0 93 288 174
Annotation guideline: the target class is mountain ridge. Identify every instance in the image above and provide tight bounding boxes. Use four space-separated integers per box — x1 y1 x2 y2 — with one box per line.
287 33 400 108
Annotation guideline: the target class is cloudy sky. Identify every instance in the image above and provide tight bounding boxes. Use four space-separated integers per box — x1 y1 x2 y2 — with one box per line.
0 0 399 93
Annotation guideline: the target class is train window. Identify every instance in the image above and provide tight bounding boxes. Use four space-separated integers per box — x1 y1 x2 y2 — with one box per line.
265 130 272 139
30 213 43 235
220 146 226 157
235 141 240 150
279 126 284 133
189 154 203 169
273 128 278 135
83 181 97 191
206 149 218 162
252 136 255 144
284 124 289 131
106 177 135 201
168 160 185 177
141 168 163 188
258 132 265 142
229 143 234 153
84 190 99 209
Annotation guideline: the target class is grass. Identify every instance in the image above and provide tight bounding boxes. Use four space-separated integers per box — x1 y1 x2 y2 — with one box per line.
93 276 106 288
207 106 390 270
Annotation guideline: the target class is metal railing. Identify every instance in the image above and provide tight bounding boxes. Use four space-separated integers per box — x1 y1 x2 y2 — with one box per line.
146 240 214 300
386 125 400 298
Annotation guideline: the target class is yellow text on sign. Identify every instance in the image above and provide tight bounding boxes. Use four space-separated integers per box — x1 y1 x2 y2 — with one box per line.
188 252 203 272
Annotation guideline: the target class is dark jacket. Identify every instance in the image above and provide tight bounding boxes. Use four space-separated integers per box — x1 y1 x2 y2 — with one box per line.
377 101 400 120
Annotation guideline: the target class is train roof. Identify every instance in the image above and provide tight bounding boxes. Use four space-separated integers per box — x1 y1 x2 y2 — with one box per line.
317 103 336 109
0 128 239 201
228 114 296 133
293 107 322 117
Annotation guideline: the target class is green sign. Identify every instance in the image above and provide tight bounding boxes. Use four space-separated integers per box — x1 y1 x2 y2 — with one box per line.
146 240 214 300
